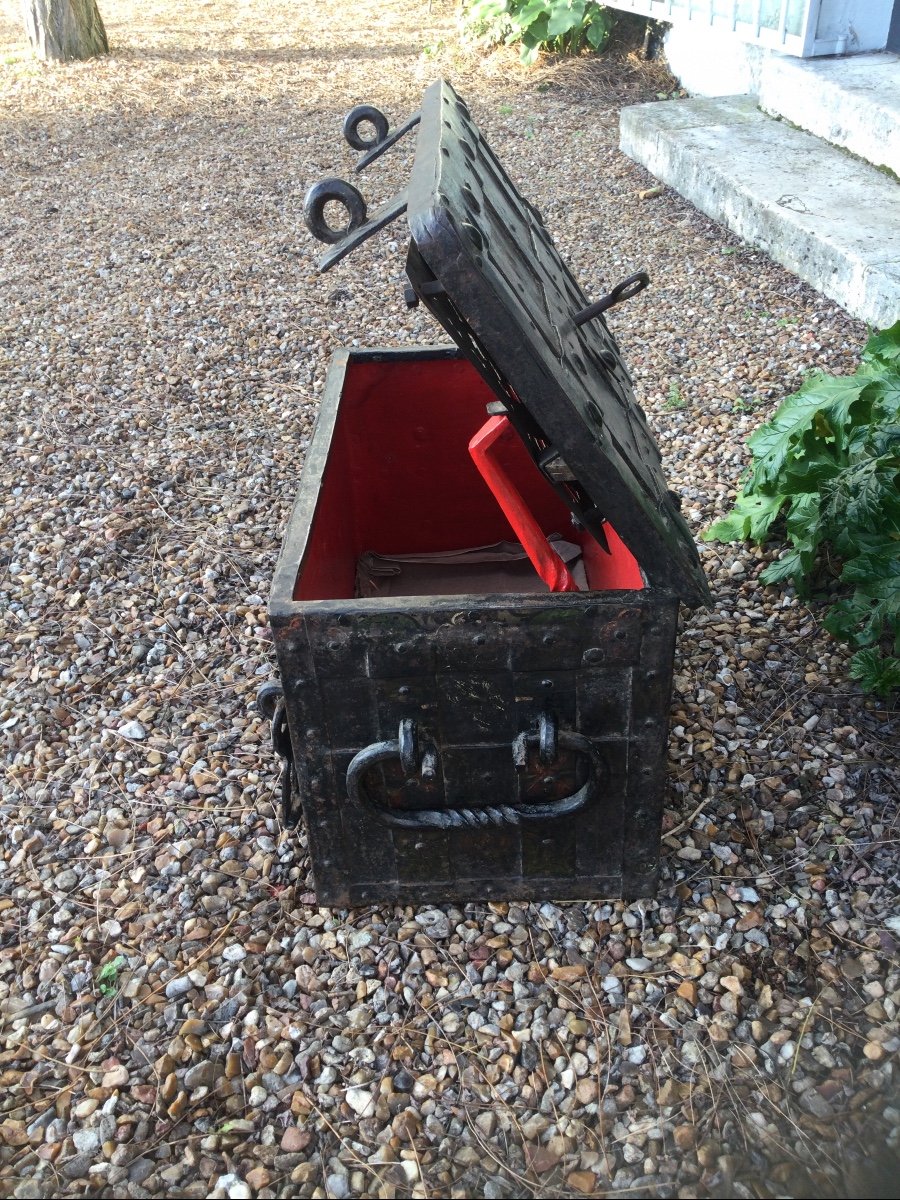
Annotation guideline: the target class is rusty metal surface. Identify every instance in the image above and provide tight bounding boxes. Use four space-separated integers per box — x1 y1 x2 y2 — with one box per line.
276 81 713 902
268 347 679 906
405 80 710 608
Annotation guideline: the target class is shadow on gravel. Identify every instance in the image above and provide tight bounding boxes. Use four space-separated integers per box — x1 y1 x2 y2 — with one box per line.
115 41 426 66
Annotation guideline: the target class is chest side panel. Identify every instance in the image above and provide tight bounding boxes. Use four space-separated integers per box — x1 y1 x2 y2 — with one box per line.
273 595 676 903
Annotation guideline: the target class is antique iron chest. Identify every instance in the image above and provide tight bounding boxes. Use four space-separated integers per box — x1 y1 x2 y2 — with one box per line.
264 81 709 907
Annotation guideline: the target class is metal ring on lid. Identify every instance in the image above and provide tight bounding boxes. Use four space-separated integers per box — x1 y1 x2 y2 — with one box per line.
303 177 367 244
343 104 390 151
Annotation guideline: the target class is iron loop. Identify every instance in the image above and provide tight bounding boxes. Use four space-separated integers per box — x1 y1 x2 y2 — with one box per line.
398 718 418 774
572 269 650 327
303 177 368 245
270 700 292 761
538 711 558 767
281 760 301 828
343 104 390 151
255 680 283 720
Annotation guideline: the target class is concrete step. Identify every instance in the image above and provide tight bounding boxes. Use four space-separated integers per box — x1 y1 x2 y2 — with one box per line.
758 52 900 177
619 96 900 329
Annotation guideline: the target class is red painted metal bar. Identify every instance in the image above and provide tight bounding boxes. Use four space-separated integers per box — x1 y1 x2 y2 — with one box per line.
468 415 581 593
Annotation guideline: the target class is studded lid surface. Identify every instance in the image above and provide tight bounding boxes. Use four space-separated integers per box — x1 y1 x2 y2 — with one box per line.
405 80 709 607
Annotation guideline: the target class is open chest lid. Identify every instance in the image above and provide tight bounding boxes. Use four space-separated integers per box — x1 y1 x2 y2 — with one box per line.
305 79 710 607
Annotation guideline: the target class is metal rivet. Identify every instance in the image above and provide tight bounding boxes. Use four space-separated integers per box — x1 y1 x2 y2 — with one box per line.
398 686 410 696
305 729 316 739
473 634 485 645
542 635 554 645
583 648 603 664
615 630 627 641
328 640 340 650
541 678 553 689
395 642 408 653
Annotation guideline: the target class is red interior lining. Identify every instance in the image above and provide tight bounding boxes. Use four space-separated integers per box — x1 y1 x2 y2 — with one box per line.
294 356 644 601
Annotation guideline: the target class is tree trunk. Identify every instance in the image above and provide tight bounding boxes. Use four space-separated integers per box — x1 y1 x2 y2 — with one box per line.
22 0 109 62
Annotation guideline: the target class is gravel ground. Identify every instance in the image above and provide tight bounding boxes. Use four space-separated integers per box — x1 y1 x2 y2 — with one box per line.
1 2 898 1198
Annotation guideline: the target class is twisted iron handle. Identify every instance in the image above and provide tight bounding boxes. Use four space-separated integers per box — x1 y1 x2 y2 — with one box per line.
346 724 599 831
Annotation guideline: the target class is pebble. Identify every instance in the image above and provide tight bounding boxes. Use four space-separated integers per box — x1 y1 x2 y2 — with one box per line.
100 1065 129 1090
184 1061 218 1090
345 1087 376 1118
677 846 703 861
128 1160 155 1185
416 910 452 939
61 1154 94 1181
625 957 652 971
164 977 193 999
72 1129 100 1155
118 720 147 740
280 1126 309 1152
215 1176 251 1200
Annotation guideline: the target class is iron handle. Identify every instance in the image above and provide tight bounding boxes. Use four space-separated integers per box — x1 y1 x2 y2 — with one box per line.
346 718 599 830
343 103 389 151
303 176 369 244
255 681 302 829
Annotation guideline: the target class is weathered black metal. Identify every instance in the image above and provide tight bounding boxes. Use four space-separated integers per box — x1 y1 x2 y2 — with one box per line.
343 103 422 171
303 177 409 271
572 270 651 327
268 346 683 904
303 176 368 244
403 80 710 608
345 712 598 831
256 682 302 829
269 83 711 905
342 103 389 150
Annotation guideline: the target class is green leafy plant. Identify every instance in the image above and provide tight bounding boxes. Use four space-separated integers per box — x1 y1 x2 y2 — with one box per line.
463 0 613 64
732 396 761 415
97 955 128 997
665 382 686 410
705 321 900 696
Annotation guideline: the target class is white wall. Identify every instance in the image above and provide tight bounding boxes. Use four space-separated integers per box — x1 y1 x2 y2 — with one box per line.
663 24 768 97
816 0 895 54
604 0 894 57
